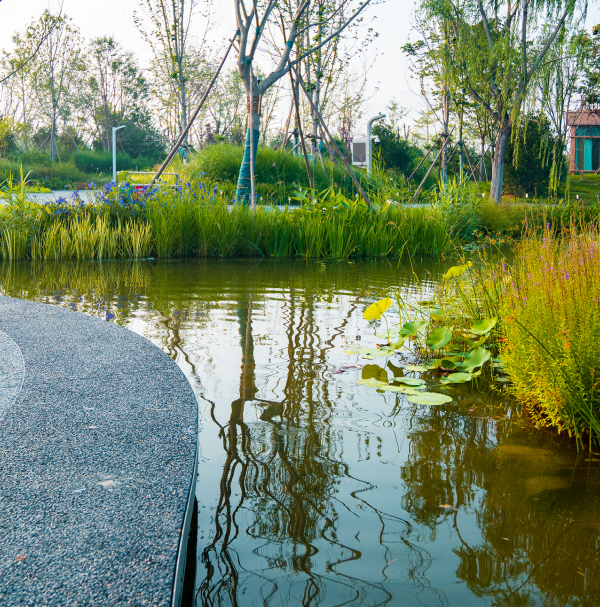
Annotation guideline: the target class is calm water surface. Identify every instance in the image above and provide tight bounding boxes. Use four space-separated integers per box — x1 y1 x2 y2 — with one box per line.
1 259 599 607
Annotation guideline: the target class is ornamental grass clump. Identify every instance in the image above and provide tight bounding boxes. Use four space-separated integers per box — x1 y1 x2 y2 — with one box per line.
500 224 600 448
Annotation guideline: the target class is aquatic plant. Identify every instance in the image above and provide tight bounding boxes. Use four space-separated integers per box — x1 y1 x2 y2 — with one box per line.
0 178 460 260
499 224 600 449
344 267 501 406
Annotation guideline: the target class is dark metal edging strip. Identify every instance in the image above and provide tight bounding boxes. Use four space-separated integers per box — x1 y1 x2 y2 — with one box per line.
171 439 199 607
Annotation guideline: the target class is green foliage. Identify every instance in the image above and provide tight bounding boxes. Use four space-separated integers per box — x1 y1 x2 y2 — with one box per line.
0 175 458 260
0 158 95 190
0 118 18 158
372 123 426 179
504 115 564 196
72 151 158 174
499 225 600 448
183 143 360 204
343 268 501 405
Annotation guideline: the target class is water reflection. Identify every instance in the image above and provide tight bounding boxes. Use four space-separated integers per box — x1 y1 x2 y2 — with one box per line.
1 259 599 607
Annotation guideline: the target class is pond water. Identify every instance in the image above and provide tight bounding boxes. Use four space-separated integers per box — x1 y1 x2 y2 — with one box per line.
1 259 599 607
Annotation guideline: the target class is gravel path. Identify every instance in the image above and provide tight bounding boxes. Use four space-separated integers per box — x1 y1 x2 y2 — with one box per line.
0 296 198 606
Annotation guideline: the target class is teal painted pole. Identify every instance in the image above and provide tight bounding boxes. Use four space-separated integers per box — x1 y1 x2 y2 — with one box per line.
584 139 592 171
236 127 260 204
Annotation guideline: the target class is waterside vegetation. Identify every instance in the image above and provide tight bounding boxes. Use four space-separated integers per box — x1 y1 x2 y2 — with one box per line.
1 171 600 261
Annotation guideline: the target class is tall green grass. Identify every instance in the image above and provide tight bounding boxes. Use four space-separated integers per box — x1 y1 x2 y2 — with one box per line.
0 177 457 260
499 225 600 449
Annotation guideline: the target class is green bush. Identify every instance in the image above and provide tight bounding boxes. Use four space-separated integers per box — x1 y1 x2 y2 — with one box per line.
183 143 366 203
72 151 159 174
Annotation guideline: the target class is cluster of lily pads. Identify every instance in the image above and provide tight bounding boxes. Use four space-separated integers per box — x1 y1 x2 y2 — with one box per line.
345 264 502 406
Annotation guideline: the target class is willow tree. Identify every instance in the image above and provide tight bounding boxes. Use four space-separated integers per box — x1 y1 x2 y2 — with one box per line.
421 0 585 202
233 0 372 202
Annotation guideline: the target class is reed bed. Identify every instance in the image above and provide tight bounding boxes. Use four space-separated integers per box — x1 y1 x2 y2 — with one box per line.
498 225 600 449
0 180 457 261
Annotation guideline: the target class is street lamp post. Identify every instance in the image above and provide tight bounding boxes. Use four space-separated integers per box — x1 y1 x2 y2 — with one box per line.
112 125 126 182
367 113 386 174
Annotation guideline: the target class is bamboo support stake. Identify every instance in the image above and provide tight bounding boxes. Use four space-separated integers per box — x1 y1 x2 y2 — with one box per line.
290 64 372 209
408 137 441 182
289 71 313 191
461 141 480 188
412 130 453 201
149 36 235 188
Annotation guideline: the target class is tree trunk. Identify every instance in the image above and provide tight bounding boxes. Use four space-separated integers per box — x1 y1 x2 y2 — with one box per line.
489 120 511 203
235 92 260 204
441 87 449 187
458 112 464 181
312 26 322 157
479 138 485 180
180 75 189 164
49 108 57 163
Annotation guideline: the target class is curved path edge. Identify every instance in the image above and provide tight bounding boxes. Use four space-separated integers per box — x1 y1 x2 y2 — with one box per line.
0 295 198 607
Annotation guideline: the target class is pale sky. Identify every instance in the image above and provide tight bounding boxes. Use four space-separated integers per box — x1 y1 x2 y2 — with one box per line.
1 0 598 137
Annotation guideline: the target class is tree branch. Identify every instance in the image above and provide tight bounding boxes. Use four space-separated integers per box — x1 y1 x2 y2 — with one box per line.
0 11 64 85
477 0 494 50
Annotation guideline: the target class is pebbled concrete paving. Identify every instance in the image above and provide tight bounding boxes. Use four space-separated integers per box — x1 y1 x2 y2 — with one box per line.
0 296 198 606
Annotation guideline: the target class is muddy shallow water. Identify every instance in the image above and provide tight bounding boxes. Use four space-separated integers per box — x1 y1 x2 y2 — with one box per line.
2 258 599 607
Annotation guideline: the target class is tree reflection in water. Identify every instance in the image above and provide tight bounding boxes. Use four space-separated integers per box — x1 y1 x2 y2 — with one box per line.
197 291 440 607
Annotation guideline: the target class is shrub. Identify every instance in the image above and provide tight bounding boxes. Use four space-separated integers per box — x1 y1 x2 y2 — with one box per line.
72 151 158 174
183 143 365 203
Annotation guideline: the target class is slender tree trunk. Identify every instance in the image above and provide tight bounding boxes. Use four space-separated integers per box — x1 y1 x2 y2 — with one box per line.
50 106 57 162
489 120 511 203
441 87 449 187
479 138 485 180
293 78 300 155
311 19 323 157
235 78 261 204
181 76 189 163
458 112 463 181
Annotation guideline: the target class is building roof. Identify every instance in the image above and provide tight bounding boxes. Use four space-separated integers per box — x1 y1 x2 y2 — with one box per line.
567 107 600 127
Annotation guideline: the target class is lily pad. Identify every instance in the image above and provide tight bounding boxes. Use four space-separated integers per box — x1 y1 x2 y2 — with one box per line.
364 298 392 321
443 262 472 279
398 320 427 339
362 364 388 382
404 365 429 372
470 318 497 335
440 372 474 384
379 385 423 394
407 392 453 406
466 334 489 349
427 327 453 349
429 355 461 368
357 378 388 387
392 376 427 386
458 347 491 373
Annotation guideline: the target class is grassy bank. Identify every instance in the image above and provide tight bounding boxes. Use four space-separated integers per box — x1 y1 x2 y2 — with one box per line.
0 151 161 191
1 170 599 263
0 180 455 260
